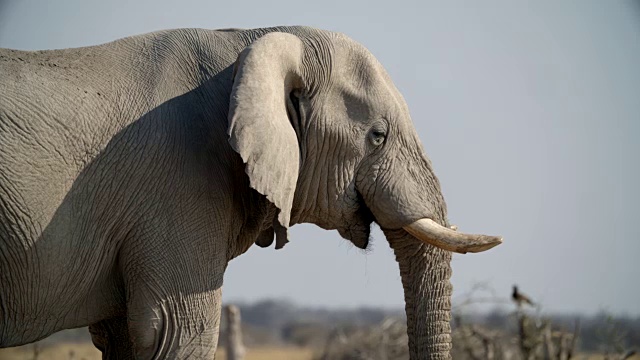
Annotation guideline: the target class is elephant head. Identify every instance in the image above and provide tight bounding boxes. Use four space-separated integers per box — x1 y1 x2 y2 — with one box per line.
228 29 502 358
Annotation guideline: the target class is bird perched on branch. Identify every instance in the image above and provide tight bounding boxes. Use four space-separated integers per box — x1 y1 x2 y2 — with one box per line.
512 285 535 307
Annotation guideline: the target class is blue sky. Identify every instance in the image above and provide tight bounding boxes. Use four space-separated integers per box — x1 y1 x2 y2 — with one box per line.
1 0 639 315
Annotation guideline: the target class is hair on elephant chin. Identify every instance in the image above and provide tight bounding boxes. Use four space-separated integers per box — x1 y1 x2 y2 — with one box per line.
340 195 376 251
337 222 373 252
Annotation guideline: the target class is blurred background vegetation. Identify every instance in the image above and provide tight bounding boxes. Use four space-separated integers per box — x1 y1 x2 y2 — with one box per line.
2 290 638 359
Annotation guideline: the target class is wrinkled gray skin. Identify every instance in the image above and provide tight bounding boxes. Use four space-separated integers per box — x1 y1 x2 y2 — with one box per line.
0 26 468 359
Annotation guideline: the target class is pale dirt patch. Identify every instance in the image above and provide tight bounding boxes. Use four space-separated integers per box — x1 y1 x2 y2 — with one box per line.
0 343 101 360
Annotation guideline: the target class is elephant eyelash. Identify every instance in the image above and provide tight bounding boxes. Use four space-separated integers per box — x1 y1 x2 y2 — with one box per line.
370 129 387 146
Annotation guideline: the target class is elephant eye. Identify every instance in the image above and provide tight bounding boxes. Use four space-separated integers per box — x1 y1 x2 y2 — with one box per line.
369 129 386 146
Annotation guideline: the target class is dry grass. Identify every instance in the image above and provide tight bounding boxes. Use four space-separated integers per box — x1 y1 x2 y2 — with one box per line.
0 344 313 360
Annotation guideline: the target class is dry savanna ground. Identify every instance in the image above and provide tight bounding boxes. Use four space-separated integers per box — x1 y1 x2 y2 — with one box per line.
1 343 637 360
1 344 638 360
0 343 313 360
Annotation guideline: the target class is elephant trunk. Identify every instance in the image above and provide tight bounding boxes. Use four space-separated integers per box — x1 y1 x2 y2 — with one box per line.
363 141 500 358
385 228 453 360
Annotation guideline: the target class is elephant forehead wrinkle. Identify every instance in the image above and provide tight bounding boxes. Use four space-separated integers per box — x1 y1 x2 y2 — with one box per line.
299 32 334 95
332 38 405 112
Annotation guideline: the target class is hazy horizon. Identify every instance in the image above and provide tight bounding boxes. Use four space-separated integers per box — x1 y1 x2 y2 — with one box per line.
1 0 638 316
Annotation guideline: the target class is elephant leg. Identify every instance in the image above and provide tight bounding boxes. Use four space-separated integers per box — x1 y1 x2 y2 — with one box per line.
126 286 223 359
89 316 135 360
117 214 227 358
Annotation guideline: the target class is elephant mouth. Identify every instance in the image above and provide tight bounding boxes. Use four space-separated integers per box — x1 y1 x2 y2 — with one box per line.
337 191 375 250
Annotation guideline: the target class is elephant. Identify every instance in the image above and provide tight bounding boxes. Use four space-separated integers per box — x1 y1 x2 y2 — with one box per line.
0 26 502 359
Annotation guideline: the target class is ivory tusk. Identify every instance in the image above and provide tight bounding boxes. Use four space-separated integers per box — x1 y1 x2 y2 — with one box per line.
403 218 502 254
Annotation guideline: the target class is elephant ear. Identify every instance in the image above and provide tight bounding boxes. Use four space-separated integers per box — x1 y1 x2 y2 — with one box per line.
228 33 304 230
